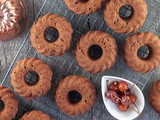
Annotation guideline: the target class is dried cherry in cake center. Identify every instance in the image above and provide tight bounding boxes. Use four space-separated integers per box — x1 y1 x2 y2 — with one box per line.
0 99 5 111
68 90 82 104
88 45 103 60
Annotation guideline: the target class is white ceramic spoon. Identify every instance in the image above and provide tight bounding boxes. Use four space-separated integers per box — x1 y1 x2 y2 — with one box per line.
101 76 145 120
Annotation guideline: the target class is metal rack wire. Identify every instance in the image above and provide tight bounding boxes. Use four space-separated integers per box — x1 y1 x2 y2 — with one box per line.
1 0 160 119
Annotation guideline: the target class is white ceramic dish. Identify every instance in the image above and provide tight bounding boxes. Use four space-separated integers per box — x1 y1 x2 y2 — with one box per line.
101 76 145 120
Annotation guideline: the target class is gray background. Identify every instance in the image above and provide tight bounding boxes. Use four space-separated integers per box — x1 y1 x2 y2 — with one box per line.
0 0 160 119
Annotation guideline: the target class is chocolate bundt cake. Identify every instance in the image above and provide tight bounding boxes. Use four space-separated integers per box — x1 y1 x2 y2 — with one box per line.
124 32 160 73
64 0 104 15
0 85 18 120
149 80 160 113
55 75 96 115
0 0 27 41
30 13 73 56
20 110 52 120
11 58 53 100
75 30 118 73
104 0 147 33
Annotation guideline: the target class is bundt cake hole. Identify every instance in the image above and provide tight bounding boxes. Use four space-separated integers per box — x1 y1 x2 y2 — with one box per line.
25 71 39 86
119 4 133 20
0 99 5 111
44 27 59 43
88 45 103 60
137 45 150 59
68 90 82 104
79 0 89 3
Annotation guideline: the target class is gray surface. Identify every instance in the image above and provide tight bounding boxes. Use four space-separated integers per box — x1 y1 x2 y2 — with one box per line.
0 0 160 119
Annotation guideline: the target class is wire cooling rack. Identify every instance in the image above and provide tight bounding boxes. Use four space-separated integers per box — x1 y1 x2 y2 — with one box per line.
1 0 160 119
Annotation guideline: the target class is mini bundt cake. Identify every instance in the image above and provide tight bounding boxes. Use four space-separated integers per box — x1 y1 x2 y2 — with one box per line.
64 0 104 15
149 80 160 113
20 110 52 120
0 85 18 120
30 13 73 56
11 58 53 100
0 0 27 41
124 32 160 73
55 75 96 115
104 0 147 33
75 30 118 73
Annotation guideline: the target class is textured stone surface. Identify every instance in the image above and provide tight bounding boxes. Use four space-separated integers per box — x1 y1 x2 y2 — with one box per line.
0 0 160 119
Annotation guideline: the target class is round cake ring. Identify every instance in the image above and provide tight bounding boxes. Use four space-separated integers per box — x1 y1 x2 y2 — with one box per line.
55 75 96 115
30 13 73 56
20 110 52 120
75 30 118 73
0 85 18 119
104 0 148 33
64 0 104 15
124 32 160 73
11 58 53 100
150 80 160 113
